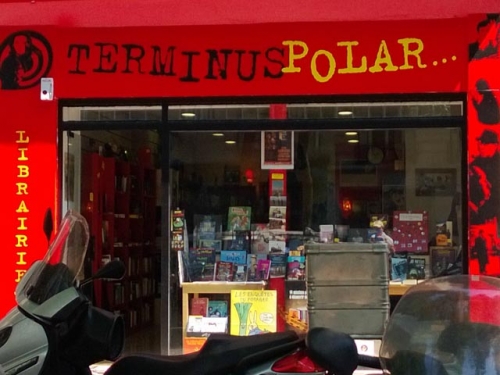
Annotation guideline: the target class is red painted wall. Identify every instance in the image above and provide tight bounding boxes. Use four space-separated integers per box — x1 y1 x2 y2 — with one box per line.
0 10 497 316
467 14 500 276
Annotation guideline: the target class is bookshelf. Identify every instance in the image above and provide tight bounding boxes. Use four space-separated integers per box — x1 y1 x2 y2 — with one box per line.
81 150 158 333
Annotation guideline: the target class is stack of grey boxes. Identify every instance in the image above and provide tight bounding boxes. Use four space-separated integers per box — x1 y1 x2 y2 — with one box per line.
306 242 390 339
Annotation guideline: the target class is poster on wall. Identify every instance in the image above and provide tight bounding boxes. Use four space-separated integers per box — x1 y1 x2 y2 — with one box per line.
392 211 429 254
261 131 294 170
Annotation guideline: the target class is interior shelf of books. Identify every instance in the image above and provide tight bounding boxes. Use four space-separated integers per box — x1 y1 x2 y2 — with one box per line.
174 206 308 353
81 149 159 333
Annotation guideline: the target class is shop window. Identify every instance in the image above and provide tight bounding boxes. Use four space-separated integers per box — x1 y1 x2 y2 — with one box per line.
170 125 463 354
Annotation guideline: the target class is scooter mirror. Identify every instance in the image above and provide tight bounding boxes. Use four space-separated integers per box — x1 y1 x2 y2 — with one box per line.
81 259 125 287
43 208 54 244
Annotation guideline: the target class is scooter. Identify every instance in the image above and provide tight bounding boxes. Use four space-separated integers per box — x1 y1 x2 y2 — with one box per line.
357 273 500 375
0 210 360 375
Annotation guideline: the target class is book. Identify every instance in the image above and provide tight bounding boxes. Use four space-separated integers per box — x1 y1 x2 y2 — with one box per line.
234 265 248 281
208 300 228 317
230 290 277 336
220 250 247 265
391 256 408 281
407 256 427 280
430 246 457 276
256 259 271 281
268 253 287 278
214 261 234 281
227 206 252 231
188 248 216 281
190 297 209 316
287 256 305 280
247 254 267 281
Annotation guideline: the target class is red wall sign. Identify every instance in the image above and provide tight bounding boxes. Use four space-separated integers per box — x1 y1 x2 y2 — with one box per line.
0 20 469 98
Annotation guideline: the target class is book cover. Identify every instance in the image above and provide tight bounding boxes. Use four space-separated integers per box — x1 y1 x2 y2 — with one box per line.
214 261 234 281
228 206 252 231
234 265 248 282
287 256 305 280
190 297 209 317
407 256 427 280
391 257 408 281
256 259 271 281
247 254 267 281
230 290 277 336
268 253 287 278
220 250 247 265
268 240 286 254
208 300 228 317
188 249 216 281
430 246 457 276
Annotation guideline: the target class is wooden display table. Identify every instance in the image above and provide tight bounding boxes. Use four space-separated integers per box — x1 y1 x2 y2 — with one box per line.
389 282 422 296
180 281 267 353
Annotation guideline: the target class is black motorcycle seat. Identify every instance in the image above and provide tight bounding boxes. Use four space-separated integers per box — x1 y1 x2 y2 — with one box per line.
104 330 300 375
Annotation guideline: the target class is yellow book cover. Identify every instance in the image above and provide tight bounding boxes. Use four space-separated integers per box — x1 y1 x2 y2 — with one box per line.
230 290 277 336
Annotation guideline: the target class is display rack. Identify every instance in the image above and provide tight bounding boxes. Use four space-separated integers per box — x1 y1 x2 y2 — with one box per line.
181 281 266 353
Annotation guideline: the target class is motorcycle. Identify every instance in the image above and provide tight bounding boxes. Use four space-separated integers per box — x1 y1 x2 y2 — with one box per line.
0 210 359 375
3 210 500 375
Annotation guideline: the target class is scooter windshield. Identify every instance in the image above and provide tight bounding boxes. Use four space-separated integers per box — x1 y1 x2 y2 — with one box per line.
16 210 89 311
380 275 500 375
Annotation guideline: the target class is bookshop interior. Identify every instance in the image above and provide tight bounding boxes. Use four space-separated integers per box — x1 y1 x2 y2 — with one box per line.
61 101 464 355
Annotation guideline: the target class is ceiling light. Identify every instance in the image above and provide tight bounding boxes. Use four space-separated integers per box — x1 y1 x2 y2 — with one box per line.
338 110 353 116
348 139 359 143
225 140 236 144
212 133 224 137
345 131 358 136
181 112 196 117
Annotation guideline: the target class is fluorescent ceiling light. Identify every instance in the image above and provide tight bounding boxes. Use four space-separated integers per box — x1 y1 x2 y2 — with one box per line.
225 140 236 144
181 112 196 117
212 133 224 137
348 139 359 143
345 131 358 136
338 110 353 116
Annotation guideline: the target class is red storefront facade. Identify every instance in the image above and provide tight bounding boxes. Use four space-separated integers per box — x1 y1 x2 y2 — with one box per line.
0 0 499 338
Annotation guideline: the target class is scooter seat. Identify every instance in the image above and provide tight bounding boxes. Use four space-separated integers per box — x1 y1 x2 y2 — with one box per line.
104 330 300 375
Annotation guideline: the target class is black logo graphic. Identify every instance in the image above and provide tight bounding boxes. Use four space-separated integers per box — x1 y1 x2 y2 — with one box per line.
0 30 52 90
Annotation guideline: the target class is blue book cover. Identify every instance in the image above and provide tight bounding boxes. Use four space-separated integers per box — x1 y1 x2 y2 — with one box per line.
391 257 408 281
208 300 228 317
220 250 247 265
